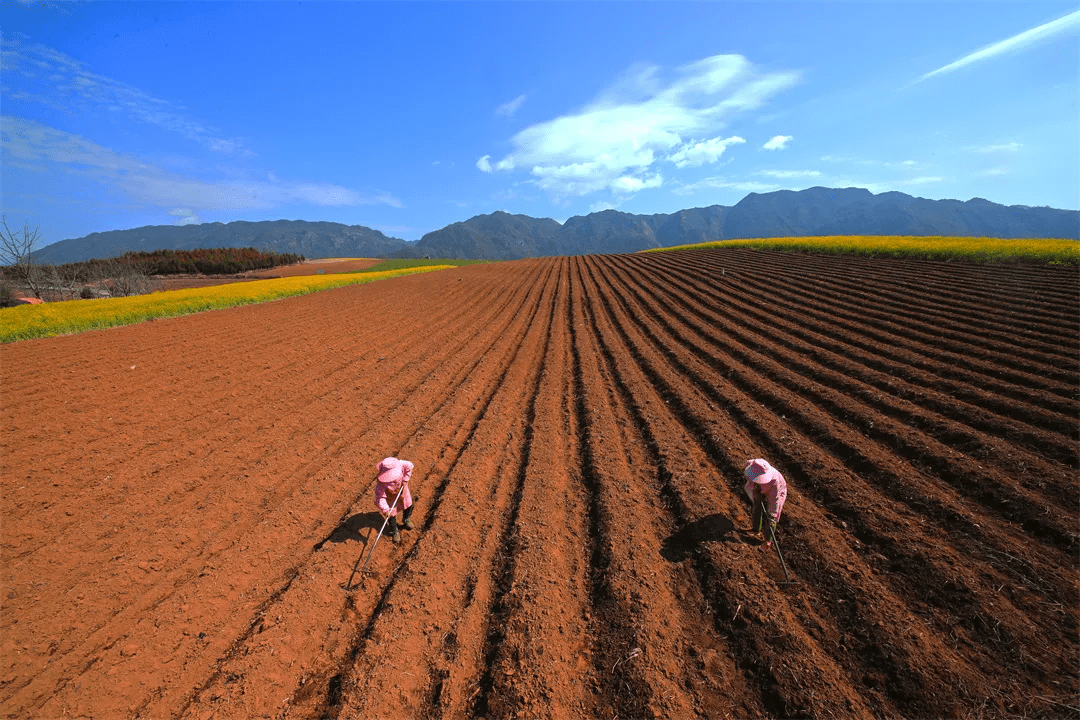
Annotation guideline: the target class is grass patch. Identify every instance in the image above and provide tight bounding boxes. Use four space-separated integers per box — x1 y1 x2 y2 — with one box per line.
644 236 1080 265
350 258 493 274
0 265 453 343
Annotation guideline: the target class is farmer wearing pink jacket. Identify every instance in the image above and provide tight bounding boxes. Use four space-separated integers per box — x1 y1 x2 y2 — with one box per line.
375 457 415 544
744 458 788 548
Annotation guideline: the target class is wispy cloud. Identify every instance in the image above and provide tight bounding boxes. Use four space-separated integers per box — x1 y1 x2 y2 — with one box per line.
758 169 820 178
479 54 798 198
168 207 201 225
820 154 861 164
914 10 1080 84
903 176 944 186
1 37 250 156
1 116 402 212
496 94 527 118
969 142 1022 153
820 154 927 169
977 167 1009 177
762 135 792 151
673 176 781 195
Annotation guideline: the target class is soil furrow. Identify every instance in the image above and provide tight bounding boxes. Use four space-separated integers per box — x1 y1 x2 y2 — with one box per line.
2 269 546 716
325 261 561 719
655 251 1080 438
612 254 1078 552
583 252 1071 716
582 258 976 717
179 262 560 720
640 252 1080 471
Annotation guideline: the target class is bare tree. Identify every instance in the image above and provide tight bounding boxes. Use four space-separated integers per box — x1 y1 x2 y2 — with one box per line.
95 256 159 297
48 262 87 301
0 216 44 300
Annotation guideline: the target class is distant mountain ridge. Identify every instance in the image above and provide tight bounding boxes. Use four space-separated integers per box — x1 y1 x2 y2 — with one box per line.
33 219 407 265
33 187 1079 264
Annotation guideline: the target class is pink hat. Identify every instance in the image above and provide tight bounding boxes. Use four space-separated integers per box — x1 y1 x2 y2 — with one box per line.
744 459 774 484
377 457 400 482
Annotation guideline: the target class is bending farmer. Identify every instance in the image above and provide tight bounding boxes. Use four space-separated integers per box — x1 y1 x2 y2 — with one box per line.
375 457 415 545
744 458 788 548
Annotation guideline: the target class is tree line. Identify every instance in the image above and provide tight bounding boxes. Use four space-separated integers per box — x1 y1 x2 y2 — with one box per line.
1 218 305 306
118 247 305 275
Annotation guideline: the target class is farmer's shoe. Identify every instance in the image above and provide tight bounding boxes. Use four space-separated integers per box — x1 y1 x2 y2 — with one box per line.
387 516 401 545
401 505 414 531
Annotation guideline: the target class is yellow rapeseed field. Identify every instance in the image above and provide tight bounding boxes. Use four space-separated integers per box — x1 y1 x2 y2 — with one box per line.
0 266 453 343
647 236 1080 264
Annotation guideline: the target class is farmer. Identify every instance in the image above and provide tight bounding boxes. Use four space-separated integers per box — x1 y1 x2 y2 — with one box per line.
375 456 415 545
743 458 788 548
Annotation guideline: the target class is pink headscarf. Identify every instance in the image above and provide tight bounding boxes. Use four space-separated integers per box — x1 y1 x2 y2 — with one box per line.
745 458 780 485
377 457 410 485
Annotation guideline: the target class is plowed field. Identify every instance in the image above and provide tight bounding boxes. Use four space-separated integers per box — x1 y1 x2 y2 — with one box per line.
2 249 1077 720
159 258 382 291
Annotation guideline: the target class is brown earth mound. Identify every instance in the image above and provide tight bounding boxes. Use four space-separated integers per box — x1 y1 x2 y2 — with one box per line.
1 249 1077 719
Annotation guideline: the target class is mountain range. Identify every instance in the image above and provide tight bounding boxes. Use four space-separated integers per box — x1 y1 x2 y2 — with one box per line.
32 187 1079 265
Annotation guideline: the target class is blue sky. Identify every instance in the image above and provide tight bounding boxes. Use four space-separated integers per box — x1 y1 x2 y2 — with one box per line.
2 1 1078 247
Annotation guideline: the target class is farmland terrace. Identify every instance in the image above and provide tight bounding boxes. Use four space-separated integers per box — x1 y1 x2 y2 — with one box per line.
1 249 1077 719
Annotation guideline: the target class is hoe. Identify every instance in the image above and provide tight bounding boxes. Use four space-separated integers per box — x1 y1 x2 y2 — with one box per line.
346 484 405 590
761 500 797 587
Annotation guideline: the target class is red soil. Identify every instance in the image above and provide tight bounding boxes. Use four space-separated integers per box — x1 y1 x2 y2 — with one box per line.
158 258 382 291
1 250 1077 720
246 257 382 278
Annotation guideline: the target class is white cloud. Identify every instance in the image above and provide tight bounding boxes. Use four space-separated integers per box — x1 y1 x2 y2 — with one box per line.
2 116 402 211
612 173 663 194
476 155 493 173
496 94 527 117
970 142 1022 153
478 54 798 197
977 167 1009 177
914 10 1080 84
668 135 745 168
758 169 821 178
762 135 792 151
590 201 616 213
2 38 250 156
902 160 916 166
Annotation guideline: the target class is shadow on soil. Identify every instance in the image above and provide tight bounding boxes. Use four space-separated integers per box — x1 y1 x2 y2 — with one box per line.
660 513 739 562
318 511 385 548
